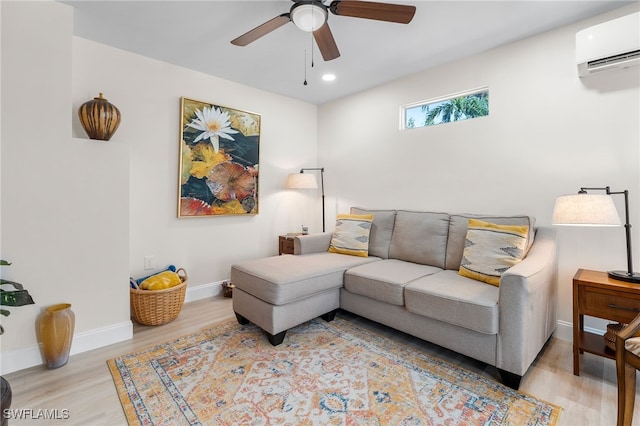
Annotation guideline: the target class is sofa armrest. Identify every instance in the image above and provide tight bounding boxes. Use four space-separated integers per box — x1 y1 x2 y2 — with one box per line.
294 233 332 255
496 226 558 376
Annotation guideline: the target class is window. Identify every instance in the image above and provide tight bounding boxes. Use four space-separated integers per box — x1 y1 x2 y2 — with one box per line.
402 87 489 130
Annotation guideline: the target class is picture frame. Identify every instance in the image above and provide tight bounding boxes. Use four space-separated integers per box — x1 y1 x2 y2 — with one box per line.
178 97 260 217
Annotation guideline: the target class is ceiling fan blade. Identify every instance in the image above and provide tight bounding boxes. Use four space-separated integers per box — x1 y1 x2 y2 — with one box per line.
313 22 340 61
231 14 291 46
329 1 416 24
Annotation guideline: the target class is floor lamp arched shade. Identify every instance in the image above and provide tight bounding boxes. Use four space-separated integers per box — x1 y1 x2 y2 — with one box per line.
285 167 325 232
78 93 121 141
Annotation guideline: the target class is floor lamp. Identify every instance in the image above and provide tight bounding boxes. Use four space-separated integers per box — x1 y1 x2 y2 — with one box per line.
552 186 640 283
285 167 325 232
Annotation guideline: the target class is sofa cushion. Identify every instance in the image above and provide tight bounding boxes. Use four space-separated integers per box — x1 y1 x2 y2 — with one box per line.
328 213 374 257
344 259 441 306
389 210 450 268
231 253 379 305
350 207 396 259
458 219 529 286
626 337 640 356
445 214 536 270
405 270 499 334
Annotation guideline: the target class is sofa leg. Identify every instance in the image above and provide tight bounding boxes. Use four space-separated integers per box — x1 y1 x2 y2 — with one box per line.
267 330 287 346
235 312 250 325
321 309 338 322
498 369 522 390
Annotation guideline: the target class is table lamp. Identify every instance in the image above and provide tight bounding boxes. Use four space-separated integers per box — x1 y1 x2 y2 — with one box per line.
552 186 640 283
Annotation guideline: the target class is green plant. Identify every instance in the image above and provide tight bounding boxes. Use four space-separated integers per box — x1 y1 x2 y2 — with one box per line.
0 259 35 335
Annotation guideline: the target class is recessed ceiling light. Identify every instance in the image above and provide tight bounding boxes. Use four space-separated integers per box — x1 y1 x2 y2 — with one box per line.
322 74 336 82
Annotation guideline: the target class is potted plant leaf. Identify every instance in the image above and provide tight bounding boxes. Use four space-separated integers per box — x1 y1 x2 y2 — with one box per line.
1 259 35 426
1 259 35 334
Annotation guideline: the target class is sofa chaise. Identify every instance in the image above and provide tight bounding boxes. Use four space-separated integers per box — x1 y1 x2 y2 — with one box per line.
230 207 558 389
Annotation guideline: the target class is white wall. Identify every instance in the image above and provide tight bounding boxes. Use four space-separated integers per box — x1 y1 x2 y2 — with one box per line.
318 4 640 341
71 38 319 288
1 1 131 373
1 1 319 374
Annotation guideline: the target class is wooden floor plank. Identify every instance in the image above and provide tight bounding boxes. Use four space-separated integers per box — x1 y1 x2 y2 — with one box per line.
3 297 639 425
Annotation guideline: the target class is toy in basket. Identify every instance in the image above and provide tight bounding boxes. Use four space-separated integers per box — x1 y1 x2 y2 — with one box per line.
130 267 188 326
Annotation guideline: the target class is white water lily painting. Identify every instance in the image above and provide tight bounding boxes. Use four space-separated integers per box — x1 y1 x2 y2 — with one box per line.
179 97 260 217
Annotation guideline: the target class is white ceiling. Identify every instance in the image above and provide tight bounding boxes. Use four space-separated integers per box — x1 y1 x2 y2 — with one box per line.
61 0 632 105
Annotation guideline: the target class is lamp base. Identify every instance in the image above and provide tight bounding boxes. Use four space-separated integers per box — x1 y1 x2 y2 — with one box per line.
608 270 640 284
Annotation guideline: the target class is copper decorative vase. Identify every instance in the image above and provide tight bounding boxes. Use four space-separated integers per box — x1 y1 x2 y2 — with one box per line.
39 303 75 369
78 93 121 141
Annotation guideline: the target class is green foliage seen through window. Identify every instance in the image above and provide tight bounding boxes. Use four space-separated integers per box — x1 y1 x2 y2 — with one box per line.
403 88 489 129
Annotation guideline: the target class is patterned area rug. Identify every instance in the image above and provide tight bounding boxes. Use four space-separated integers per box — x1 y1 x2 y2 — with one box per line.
108 318 560 425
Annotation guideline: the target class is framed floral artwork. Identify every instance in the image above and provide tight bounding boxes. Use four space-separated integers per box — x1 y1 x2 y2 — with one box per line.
179 97 260 217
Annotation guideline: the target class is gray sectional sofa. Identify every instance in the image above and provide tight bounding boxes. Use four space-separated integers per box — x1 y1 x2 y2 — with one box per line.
230 207 558 389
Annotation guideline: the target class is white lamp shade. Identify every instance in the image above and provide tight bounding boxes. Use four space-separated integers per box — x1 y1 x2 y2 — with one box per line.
552 194 622 226
284 173 318 189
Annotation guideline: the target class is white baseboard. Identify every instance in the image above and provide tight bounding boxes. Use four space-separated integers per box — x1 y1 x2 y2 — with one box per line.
0 321 133 375
70 321 134 356
555 319 604 342
555 320 573 341
1 280 225 375
185 279 224 303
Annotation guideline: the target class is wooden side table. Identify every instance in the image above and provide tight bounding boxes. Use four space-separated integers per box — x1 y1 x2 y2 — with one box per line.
279 233 302 255
573 269 640 375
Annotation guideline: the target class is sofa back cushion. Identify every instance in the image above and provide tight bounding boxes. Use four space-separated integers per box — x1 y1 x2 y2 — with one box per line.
350 207 397 259
445 214 536 270
389 210 450 268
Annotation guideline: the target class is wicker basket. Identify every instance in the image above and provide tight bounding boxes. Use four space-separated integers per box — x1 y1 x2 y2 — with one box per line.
221 281 235 298
130 268 188 326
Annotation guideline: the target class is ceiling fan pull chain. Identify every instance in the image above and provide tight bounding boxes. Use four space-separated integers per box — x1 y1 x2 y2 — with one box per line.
303 49 308 86
311 5 315 68
311 26 315 68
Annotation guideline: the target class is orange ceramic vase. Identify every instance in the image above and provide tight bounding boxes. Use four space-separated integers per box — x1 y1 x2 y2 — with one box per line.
39 303 75 369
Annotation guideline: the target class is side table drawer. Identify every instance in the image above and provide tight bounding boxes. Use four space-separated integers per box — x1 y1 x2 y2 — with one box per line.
279 234 301 255
279 233 302 255
280 238 294 254
581 287 640 323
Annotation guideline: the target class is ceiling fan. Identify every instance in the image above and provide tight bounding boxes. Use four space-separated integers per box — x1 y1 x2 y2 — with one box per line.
231 0 416 61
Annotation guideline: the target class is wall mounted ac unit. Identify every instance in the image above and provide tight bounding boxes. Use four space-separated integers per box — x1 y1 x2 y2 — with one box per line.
576 11 640 77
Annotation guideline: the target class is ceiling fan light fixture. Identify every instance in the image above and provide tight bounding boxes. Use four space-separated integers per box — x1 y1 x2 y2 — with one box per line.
291 3 328 32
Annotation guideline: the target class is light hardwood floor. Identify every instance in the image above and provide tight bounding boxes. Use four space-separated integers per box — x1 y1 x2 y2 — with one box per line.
3 296 639 425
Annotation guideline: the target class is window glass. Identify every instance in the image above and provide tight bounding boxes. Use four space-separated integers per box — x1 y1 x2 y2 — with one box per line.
402 87 489 129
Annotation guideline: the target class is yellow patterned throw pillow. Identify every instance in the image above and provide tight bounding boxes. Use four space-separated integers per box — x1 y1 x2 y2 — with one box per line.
328 213 374 257
458 219 529 286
